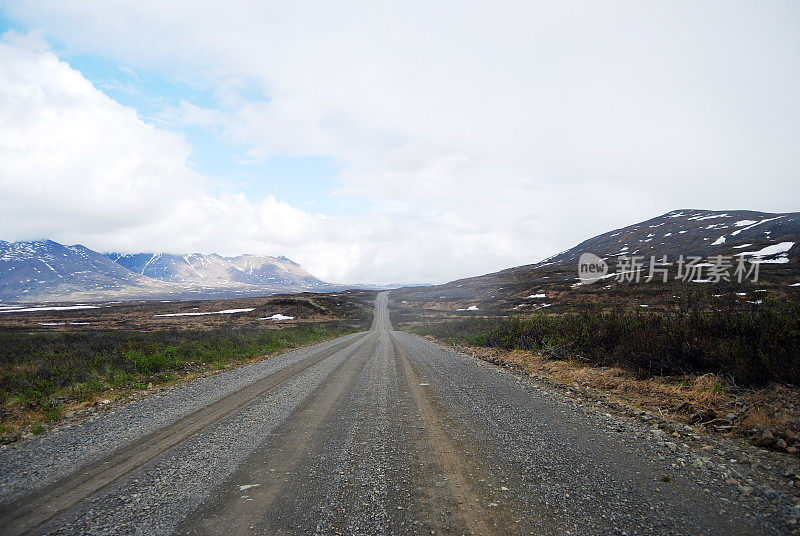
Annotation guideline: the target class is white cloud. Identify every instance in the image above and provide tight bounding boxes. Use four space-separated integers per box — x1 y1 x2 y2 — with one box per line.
0 31 524 284
0 32 203 229
1 2 799 284
0 34 325 271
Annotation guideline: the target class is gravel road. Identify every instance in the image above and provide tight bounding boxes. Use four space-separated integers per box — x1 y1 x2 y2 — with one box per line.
1 292 797 535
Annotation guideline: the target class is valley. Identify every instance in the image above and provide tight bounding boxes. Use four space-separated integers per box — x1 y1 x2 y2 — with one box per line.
1 208 798 534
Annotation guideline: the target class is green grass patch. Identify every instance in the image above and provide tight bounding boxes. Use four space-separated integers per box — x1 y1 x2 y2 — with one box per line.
0 323 356 430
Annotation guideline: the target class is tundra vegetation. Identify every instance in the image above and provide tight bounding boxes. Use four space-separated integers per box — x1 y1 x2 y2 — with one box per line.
0 292 375 442
414 296 800 386
408 292 800 452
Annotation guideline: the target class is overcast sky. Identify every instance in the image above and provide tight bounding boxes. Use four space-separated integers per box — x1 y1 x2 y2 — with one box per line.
1 2 798 284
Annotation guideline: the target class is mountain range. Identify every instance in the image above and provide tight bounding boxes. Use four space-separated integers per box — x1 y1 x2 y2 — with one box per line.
3 209 799 304
105 252 326 289
0 241 331 302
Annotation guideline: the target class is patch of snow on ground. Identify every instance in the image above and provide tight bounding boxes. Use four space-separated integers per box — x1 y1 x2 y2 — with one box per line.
457 305 479 311
0 305 100 314
260 314 295 321
527 293 546 298
688 213 729 221
730 216 784 236
790 283 800 287
753 256 789 264
736 242 795 264
736 241 794 257
154 308 255 317
711 236 726 245
732 243 752 249
734 220 758 227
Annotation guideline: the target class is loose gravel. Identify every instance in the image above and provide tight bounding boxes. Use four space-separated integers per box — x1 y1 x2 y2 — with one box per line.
0 332 363 504
394 330 800 535
3 293 798 535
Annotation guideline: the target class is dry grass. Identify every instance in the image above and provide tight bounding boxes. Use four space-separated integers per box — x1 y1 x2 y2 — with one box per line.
460 344 800 454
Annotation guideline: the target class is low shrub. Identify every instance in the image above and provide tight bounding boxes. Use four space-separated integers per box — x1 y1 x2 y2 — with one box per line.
416 299 800 386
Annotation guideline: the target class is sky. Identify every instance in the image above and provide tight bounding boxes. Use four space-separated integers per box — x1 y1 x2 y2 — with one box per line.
0 2 798 285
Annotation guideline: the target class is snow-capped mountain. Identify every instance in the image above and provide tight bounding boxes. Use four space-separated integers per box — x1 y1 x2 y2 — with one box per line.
0 241 330 302
528 209 800 268
104 252 326 289
0 240 172 301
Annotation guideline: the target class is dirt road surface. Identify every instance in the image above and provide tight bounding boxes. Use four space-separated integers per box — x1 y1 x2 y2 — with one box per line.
0 293 794 534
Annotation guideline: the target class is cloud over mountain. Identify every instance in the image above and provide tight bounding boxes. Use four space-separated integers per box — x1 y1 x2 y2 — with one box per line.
1 3 799 284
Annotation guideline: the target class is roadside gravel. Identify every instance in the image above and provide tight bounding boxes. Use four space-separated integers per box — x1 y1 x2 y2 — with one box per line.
394 330 800 534
0 332 363 504
40 334 373 536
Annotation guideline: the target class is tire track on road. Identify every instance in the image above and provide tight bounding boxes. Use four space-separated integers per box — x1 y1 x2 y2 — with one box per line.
0 332 370 536
174 333 380 535
390 333 532 535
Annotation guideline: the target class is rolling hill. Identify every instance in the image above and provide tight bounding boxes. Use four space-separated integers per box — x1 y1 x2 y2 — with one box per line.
390 209 800 316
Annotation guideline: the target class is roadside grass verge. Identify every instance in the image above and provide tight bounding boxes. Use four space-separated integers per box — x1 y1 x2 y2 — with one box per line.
454 344 800 454
0 323 356 442
413 298 800 386
412 298 800 453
